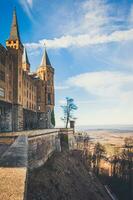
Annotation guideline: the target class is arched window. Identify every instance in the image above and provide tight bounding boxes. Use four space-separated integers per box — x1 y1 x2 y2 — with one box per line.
48 93 51 104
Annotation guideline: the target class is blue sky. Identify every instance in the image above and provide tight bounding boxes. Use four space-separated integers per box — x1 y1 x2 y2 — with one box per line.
1 0 133 126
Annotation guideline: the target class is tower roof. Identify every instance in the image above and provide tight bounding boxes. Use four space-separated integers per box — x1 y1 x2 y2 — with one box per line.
23 47 30 65
9 9 21 41
40 48 51 67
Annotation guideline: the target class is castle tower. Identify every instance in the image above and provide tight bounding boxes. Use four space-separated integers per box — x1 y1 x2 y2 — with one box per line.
37 47 55 128
22 47 30 72
6 9 23 50
6 9 24 131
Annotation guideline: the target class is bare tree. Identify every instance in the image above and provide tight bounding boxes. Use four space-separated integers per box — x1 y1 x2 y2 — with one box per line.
61 97 78 128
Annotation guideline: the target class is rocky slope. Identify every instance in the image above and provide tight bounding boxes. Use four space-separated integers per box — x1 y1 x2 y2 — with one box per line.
27 150 111 200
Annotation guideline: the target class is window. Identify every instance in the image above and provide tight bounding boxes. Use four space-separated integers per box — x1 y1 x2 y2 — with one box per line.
48 93 51 105
0 88 4 97
0 70 5 82
47 80 50 85
9 91 12 101
0 107 6 115
0 56 5 66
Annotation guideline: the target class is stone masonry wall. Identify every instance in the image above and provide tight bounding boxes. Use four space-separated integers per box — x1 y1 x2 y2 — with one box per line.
0 128 73 200
59 128 75 150
0 101 12 132
12 104 24 131
28 132 61 169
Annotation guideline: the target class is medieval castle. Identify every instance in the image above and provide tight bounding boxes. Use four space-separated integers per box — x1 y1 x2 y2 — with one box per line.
0 10 55 132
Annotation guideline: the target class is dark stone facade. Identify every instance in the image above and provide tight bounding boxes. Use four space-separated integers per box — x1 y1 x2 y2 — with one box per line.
12 104 24 131
0 101 51 132
23 109 37 130
0 101 12 132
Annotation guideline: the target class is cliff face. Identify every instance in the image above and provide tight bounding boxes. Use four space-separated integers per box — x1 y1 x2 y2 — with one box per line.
27 150 111 200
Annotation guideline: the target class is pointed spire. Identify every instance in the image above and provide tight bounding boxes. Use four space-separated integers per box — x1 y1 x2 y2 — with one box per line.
23 47 30 64
40 47 51 67
9 8 21 41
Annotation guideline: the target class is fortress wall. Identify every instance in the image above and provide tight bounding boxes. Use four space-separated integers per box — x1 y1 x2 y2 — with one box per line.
28 130 61 169
59 128 75 150
0 128 74 199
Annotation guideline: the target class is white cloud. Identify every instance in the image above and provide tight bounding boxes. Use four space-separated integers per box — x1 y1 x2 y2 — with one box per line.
18 0 33 19
67 71 133 101
55 70 133 126
27 0 33 7
54 71 133 125
63 0 113 35
25 28 133 50
25 0 133 50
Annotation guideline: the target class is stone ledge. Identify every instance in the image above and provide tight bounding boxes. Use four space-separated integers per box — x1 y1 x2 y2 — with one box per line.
0 129 60 137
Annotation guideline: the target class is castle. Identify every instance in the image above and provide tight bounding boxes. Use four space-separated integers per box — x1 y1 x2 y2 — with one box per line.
0 10 55 132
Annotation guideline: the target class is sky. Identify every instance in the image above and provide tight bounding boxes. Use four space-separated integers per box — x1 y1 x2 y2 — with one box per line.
0 0 133 126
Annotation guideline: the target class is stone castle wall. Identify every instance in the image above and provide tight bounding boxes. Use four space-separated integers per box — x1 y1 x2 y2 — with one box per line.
0 128 74 200
0 102 12 132
28 131 61 169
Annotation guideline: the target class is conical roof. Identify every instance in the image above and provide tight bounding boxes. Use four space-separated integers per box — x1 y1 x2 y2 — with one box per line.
9 9 21 41
40 48 51 67
23 47 30 64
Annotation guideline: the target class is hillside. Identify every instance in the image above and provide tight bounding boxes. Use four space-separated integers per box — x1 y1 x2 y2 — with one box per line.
27 150 111 200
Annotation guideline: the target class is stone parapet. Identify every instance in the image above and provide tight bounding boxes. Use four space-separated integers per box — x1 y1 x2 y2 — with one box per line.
0 128 60 137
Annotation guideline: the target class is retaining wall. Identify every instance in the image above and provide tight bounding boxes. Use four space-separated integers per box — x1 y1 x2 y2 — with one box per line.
0 128 74 200
28 130 61 169
59 128 76 150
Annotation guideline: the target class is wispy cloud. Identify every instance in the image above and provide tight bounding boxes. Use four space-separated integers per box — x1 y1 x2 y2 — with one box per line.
67 71 133 101
26 28 133 49
18 0 33 19
27 0 33 7
57 70 133 125
25 0 133 50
